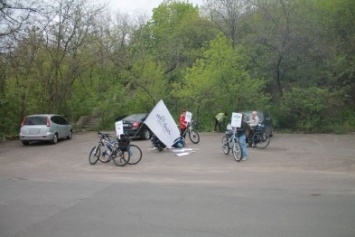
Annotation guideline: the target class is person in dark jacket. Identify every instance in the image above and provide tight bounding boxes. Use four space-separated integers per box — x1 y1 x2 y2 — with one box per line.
237 113 249 161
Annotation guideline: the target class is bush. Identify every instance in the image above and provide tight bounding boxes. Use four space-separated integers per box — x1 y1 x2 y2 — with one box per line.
279 87 328 132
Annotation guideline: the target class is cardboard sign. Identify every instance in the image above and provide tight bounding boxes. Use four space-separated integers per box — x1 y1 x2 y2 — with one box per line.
115 120 124 138
185 111 192 123
231 112 242 128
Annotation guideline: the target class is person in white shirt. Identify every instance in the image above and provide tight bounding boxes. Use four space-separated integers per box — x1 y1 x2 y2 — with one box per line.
248 111 260 128
247 111 260 146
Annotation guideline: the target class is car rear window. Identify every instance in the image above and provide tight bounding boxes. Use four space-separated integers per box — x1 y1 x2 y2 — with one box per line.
124 114 147 121
24 116 47 125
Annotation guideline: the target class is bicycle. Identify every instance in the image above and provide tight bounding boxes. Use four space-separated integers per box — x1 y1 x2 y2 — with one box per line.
246 124 271 149
126 144 143 165
97 132 143 165
181 122 200 144
221 128 242 162
88 132 130 167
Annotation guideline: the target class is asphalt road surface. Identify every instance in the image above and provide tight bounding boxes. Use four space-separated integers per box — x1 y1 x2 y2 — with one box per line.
0 132 354 237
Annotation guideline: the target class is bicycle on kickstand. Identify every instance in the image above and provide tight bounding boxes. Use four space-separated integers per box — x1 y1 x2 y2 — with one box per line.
91 132 143 165
88 132 130 166
181 122 200 144
221 128 243 162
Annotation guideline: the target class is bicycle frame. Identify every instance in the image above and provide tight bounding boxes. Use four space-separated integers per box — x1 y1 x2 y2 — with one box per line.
181 123 193 137
88 132 130 166
247 127 271 149
222 127 242 162
181 122 200 144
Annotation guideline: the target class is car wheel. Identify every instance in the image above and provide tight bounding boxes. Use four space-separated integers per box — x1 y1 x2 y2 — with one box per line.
52 133 58 144
141 128 151 140
22 141 30 146
67 131 72 140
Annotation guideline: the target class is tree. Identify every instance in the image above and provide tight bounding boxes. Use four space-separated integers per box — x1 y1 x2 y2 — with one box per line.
0 0 40 40
149 0 215 78
202 0 251 48
172 35 269 120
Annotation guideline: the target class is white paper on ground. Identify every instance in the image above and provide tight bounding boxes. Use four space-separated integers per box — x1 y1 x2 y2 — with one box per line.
175 152 190 157
172 148 193 152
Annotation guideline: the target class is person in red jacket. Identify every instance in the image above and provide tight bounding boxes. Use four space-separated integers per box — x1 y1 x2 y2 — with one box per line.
179 109 188 138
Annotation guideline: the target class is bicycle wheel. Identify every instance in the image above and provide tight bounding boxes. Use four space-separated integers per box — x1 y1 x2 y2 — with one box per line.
89 146 101 165
112 150 130 166
255 132 271 149
232 142 243 162
188 129 200 144
127 144 143 165
222 136 230 155
99 149 111 163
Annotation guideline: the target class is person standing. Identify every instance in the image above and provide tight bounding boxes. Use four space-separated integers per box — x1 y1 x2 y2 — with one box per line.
247 111 260 146
237 113 249 161
179 109 188 139
214 112 228 132
247 111 260 128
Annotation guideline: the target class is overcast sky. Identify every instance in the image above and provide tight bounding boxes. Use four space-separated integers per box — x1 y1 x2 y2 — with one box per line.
102 0 205 16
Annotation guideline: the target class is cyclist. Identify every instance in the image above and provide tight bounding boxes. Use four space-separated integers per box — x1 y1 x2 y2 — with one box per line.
179 108 188 139
247 111 260 146
247 111 260 128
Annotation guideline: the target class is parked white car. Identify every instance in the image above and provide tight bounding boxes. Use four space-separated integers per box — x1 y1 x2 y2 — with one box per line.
19 114 73 145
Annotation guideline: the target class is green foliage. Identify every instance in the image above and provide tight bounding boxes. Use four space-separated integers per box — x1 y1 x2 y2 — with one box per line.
172 35 270 119
149 0 215 81
278 87 328 132
1 0 354 136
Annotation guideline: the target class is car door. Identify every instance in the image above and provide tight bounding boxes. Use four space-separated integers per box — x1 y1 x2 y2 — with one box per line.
60 116 71 138
51 116 62 138
57 116 70 138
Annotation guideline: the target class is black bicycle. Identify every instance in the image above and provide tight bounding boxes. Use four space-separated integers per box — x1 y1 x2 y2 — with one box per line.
181 122 200 144
126 144 143 165
246 125 271 149
99 135 143 165
98 133 143 165
88 132 130 166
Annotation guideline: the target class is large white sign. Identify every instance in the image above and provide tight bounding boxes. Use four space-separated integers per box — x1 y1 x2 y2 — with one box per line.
144 100 181 148
231 112 242 128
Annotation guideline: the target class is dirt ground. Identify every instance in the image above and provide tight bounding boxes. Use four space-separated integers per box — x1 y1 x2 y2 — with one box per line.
0 132 354 181
1 132 355 237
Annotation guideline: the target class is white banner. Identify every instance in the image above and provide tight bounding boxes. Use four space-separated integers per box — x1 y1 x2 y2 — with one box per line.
144 100 181 148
